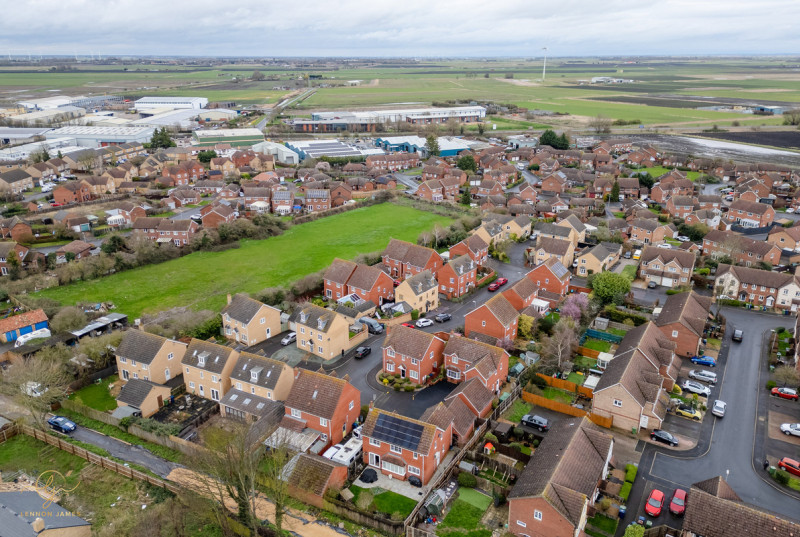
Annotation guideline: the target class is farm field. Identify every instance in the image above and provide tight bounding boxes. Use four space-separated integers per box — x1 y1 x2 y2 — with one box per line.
37 203 453 318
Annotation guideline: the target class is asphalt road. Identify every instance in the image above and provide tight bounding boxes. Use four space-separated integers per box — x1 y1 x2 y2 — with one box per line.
619 308 799 534
393 172 420 193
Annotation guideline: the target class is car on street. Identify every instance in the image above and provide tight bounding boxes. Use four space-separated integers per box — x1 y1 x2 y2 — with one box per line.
434 313 452 323
401 322 416 329
521 414 550 432
648 281 657 289
690 355 716 367
771 387 799 401
675 405 702 421
677 235 690 242
416 318 434 328
778 457 800 477
488 282 501 292
650 429 679 447
669 489 687 516
354 346 371 359
393 279 401 287
689 369 717 384
496 277 508 286
780 423 800 437
280 332 297 346
682 380 711 397
48 415 76 433
732 329 743 342
656 243 672 249
645 489 665 517
711 400 727 418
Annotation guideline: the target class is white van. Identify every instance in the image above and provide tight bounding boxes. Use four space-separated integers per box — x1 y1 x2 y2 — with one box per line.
14 328 51 347
331 436 363 468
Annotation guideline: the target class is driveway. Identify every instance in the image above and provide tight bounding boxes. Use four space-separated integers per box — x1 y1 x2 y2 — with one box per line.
393 172 419 193
618 309 799 534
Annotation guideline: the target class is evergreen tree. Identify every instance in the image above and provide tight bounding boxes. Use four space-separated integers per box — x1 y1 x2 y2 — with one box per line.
460 188 472 206
611 180 620 201
456 155 477 172
539 129 559 148
556 133 570 150
425 134 440 157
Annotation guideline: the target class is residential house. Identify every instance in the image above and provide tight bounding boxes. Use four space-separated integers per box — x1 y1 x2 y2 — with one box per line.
554 214 586 244
194 180 226 194
449 234 489 266
271 190 295 215
116 329 187 384
323 258 358 301
182 338 239 402
0 169 34 194
116 379 172 418
168 188 200 208
224 351 295 409
696 194 723 211
116 202 147 225
382 238 443 279
305 189 331 213
476 179 504 198
593 322 678 431
55 240 94 263
131 217 164 240
464 294 518 342
0 308 48 343
382 325 446 385
329 183 353 207
714 263 800 311
242 186 271 211
442 334 508 391
485 214 532 241
222 293 282 346
638 246 696 288
655 291 712 358
575 242 622 277
0 490 91 537
531 237 575 268
767 224 800 251
628 218 674 245
210 157 237 177
443 377 495 418
437 255 477 299
534 221 577 246
201 203 237 229
666 195 697 219
684 209 721 229
26 162 58 184
472 220 504 246
282 369 361 449
0 216 32 242
502 277 540 311
0 241 28 278
361 408 452 486
395 270 439 313
53 181 92 204
540 172 568 194
701 230 781 267
526 258 571 306
156 219 199 246
289 304 352 360
728 200 775 228
344 263 394 306
518 184 538 204
508 417 614 537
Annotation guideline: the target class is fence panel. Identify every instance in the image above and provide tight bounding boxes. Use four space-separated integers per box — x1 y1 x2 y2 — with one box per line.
577 347 601 359
60 399 122 427
521 391 589 418
589 413 613 429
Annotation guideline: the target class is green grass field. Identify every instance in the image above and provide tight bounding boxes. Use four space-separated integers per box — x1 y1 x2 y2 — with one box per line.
456 488 492 510
438 498 485 533
68 375 118 411
349 486 418 517
37 204 452 318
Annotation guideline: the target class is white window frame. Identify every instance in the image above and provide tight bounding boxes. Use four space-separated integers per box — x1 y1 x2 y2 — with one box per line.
613 399 623 408
390 444 402 454
320 417 328 427
408 465 421 476
290 408 301 419
370 438 381 447
534 510 543 521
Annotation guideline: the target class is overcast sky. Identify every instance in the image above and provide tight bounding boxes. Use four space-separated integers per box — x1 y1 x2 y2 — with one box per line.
3 0 799 57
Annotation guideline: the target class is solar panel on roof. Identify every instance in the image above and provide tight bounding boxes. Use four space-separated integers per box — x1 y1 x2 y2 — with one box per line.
550 261 569 278
373 413 424 451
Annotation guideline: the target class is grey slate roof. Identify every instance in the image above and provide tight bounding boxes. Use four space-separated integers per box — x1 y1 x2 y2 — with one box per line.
117 378 163 408
534 221 572 239
0 491 90 536
220 388 284 419
116 329 167 365
230 352 287 391
289 304 341 333
182 338 236 374
222 293 272 324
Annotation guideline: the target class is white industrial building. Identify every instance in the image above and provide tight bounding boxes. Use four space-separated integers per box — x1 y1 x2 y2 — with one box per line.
0 137 79 161
251 141 300 165
130 109 201 130
5 106 86 126
285 139 383 160
0 127 53 145
44 126 154 147
134 97 208 112
311 105 486 124
17 95 76 110
198 109 238 122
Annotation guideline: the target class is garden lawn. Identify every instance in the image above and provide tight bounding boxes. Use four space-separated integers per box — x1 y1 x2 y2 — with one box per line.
349 486 417 517
621 264 637 281
574 355 598 369
37 204 452 318
503 400 532 423
68 375 118 411
542 387 574 404
438 499 484 532
0 434 87 489
457 488 492 510
583 338 612 353
587 514 618 535
566 372 585 385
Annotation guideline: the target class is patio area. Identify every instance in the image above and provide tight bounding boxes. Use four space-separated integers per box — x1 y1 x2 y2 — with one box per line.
355 451 457 501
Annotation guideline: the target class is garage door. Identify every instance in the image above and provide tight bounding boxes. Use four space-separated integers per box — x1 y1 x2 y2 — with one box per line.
34 321 48 330
662 278 674 288
18 325 33 335
5 331 16 341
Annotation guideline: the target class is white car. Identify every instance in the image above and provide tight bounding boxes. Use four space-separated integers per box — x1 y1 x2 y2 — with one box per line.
280 332 297 346
415 318 434 328
688 369 717 384
682 380 711 397
656 243 672 249
711 400 726 418
787 208 796 214
677 235 690 242
781 423 800 437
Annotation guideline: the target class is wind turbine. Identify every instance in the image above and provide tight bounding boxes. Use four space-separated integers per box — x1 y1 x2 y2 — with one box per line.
541 47 548 82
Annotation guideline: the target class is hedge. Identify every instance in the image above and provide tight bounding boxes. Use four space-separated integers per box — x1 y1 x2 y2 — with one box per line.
625 464 638 483
717 299 743 308
619 482 632 501
603 305 648 326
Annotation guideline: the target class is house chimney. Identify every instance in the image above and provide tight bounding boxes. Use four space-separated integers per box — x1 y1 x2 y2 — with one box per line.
32 518 45 533
226 294 232 305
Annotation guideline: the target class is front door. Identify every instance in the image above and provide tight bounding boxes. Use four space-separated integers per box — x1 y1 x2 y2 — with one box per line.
400 367 406 379
639 414 649 430
369 453 380 468
164 368 170 381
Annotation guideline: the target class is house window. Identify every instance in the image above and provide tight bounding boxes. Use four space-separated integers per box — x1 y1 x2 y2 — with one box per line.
300 327 305 334
260 318 265 325
320 418 328 427
189 382 195 389
211 389 219 401
534 510 543 521
413 452 419 460
613 399 623 408
291 408 301 419
318 346 323 353
481 320 486 327
517 521 527 528
211 375 217 383
167 353 173 360
408 465 421 476
411 358 419 365
186 367 190 373
236 382 242 390
370 438 381 447
349 401 354 411
131 360 137 366
390 444 402 454
381 460 405 476
672 330 678 338
120 357 127 363
447 370 461 380
410 370 419 380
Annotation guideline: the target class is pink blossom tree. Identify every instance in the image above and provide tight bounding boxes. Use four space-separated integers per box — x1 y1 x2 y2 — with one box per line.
561 293 589 322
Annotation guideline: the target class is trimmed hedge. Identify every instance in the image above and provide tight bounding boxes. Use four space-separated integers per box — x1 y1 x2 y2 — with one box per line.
619 482 632 501
625 464 638 483
603 305 648 326
458 472 477 488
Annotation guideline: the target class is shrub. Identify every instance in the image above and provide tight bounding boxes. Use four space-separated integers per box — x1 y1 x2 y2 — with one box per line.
766 380 777 390
404 385 415 392
531 374 547 389
458 472 478 488
509 442 524 451
356 490 374 510
532 439 540 448
775 469 791 486
411 309 420 321
625 464 638 483
619 481 632 501
599 497 612 511
484 432 499 443
513 427 524 439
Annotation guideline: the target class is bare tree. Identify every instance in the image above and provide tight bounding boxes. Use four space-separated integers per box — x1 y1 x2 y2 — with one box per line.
445 118 460 136
773 365 800 387
77 151 99 173
50 306 88 334
588 115 612 134
1 350 72 428
541 318 578 373
432 223 448 249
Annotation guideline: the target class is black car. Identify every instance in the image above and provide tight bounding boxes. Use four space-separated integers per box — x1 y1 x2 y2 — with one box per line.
521 414 550 432
434 313 452 323
732 329 743 342
354 346 371 359
408 475 422 488
650 429 678 447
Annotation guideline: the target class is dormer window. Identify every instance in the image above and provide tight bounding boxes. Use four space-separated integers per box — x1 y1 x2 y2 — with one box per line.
197 351 209 367
318 318 326 330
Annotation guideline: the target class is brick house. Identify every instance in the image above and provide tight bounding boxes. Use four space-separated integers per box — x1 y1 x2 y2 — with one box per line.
181 338 239 402
628 218 674 245
284 454 348 510
361 408 452 486
282 369 361 449
416 179 446 202
55 240 94 263
0 242 27 278
767 225 800 251
116 202 147 225
437 255 477 299
464 294 518 342
654 291 712 358
702 230 781 267
501 277 539 311
222 293 282 346
131 217 163 240
329 183 353 207
382 325 446 385
638 246 695 288
728 200 775 228
526 258 570 306
395 270 439 313
290 304 351 360
271 190 295 215
53 182 92 204
382 238 443 279
593 322 678 431
442 334 508 391
323 258 358 301
696 194 723 211
530 237 575 268
477 179 504 197
201 203 237 229
666 195 697 218
242 187 271 210
156 219 199 246
714 263 800 312
345 263 395 306
194 180 225 194
116 329 187 384
540 172 567 194
449 234 489 266
305 189 331 213
0 216 32 242
508 417 614 537
518 184 538 204
443 377 494 418
168 188 200 208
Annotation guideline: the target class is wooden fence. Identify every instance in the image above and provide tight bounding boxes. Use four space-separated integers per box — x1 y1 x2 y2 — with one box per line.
0 426 19 443
127 424 207 457
521 391 590 418
60 398 122 426
577 347 601 359
536 373 594 399
323 497 405 535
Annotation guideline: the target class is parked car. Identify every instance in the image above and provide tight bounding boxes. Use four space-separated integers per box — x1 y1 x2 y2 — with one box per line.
434 313 452 323
650 429 679 447
47 415 77 433
688 369 717 384
732 329 743 342
401 322 416 329
690 355 716 367
416 318 434 328
669 489 687 516
677 235 690 242
778 457 800 477
624 250 632 259
393 279 401 287
521 414 550 432
645 489 665 517
633 249 642 260
358 317 384 334
496 277 508 286
648 281 657 289
675 405 702 421
488 282 501 292
780 423 800 437
354 346 371 359
280 332 297 346
771 387 799 401
787 208 796 214
682 380 711 397
656 243 672 249
711 400 727 418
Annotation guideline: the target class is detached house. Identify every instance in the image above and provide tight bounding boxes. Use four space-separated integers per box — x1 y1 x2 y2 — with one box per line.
530 237 575 268
305 189 331 213
0 216 32 242
666 195 697 219
201 203 237 229
53 181 92 204
382 325 446 385
527 258 571 306
593 322 678 431
115 329 187 384
638 246 695 288
728 200 775 228
449 234 489 266
574 242 621 277
222 293 282 346
655 291 712 358
438 255 477 299
540 172 567 194
442 334 508 391
290 304 351 360
534 221 576 246
508 418 614 537
382 239 443 280
344 263 395 306
221 352 294 422
0 242 28 277
324 258 358 301
395 270 439 313
361 408 452 486
156 219 199 246
181 338 240 402
628 218 674 245
767 225 800 251
464 294 518 342
443 377 495 418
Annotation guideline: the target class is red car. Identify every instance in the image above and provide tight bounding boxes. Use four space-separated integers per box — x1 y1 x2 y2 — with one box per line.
400 322 416 329
669 489 687 516
778 457 800 477
393 279 402 287
496 277 508 286
644 489 665 517
771 387 799 401
488 282 501 292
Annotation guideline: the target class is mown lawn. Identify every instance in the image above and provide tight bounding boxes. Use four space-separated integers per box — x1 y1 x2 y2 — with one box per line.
438 498 484 532
621 264 637 281
542 387 575 404
503 400 533 423
349 485 418 517
38 204 452 318
68 375 118 411
583 338 612 353
456 488 492 510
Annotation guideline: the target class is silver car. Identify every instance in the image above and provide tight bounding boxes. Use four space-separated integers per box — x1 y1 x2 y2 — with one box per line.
781 423 800 437
711 400 726 418
682 380 711 397
689 369 717 384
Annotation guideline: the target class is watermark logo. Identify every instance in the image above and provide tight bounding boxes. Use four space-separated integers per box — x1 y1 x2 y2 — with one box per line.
34 471 80 508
